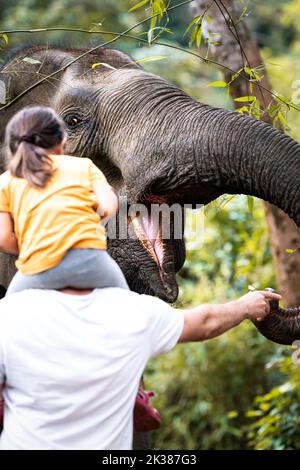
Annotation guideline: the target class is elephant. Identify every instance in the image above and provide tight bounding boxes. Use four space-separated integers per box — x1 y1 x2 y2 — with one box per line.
0 44 300 346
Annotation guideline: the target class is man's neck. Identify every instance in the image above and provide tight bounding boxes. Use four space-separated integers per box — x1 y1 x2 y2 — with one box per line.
58 288 94 296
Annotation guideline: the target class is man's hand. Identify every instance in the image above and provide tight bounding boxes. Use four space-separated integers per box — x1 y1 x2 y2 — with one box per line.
232 290 282 322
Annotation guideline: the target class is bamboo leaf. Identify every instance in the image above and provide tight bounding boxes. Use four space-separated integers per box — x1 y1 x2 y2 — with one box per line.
196 24 202 48
247 195 254 214
218 194 236 209
235 95 256 102
244 66 252 76
1 33 8 44
92 62 117 71
135 55 167 64
208 81 227 88
277 111 286 127
236 106 250 114
22 57 42 65
129 0 149 12
184 15 202 37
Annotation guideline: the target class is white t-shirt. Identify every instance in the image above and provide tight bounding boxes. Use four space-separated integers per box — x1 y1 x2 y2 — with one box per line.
0 288 184 450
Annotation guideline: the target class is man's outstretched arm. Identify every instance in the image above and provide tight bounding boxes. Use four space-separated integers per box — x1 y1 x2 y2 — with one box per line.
178 290 282 343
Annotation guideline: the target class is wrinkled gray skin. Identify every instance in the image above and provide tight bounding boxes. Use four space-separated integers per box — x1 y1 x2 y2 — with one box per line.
0 45 300 345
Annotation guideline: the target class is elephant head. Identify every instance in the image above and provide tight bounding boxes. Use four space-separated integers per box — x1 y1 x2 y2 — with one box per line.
0 45 300 345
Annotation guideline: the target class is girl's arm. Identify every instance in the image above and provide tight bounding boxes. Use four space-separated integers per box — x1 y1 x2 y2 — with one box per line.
93 182 119 219
0 212 19 255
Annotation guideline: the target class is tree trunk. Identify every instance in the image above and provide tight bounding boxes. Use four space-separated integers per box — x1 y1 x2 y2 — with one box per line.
191 0 300 307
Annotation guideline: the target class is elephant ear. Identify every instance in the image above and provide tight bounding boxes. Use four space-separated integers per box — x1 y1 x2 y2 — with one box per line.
0 45 139 108
0 47 81 135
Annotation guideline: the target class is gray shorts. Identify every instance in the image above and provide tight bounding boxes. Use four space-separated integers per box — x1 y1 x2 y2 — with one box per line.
6 248 129 295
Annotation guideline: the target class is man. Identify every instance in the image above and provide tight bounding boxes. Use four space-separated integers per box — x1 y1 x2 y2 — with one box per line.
0 286 281 450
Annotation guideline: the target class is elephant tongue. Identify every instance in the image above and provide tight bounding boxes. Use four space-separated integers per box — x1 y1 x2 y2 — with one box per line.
131 213 164 273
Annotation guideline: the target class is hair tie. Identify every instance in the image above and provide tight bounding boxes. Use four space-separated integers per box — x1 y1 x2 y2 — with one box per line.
19 134 33 144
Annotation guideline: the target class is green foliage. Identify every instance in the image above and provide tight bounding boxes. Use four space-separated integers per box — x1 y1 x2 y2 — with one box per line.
184 14 203 48
129 0 168 40
180 197 275 298
246 355 300 450
147 323 280 449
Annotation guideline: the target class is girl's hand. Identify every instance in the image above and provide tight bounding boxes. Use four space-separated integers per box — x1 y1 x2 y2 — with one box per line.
93 182 118 219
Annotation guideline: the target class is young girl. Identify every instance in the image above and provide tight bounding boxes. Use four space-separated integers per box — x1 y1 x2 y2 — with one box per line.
0 106 129 293
0 106 160 434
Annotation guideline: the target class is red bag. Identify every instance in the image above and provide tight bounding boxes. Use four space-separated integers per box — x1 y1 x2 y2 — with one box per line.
134 385 161 432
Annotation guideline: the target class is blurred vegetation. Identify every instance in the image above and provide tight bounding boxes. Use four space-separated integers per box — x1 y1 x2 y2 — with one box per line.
1 0 300 450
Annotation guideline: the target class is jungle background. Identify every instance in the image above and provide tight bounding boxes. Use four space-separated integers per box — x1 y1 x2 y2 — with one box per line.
1 0 300 450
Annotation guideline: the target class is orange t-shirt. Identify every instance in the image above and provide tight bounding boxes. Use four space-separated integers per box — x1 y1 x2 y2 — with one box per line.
0 155 108 275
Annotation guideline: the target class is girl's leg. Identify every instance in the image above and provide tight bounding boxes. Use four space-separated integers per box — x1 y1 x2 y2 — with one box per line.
6 270 53 295
58 249 129 290
6 248 129 295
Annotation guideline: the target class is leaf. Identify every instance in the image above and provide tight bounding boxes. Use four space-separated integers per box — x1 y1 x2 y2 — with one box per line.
267 104 281 118
155 0 164 17
149 0 166 31
236 106 250 114
235 96 256 102
286 249 296 254
267 62 281 67
246 410 263 418
135 55 167 64
244 66 252 76
129 0 149 12
218 194 236 209
208 81 227 88
227 410 238 419
147 28 154 44
247 195 254 214
196 23 202 48
184 15 202 37
92 62 117 71
188 18 203 48
244 66 261 81
277 111 286 127
1 33 8 44
22 57 42 65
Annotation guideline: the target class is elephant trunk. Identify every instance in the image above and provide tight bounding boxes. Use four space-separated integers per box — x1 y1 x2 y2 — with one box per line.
106 70 300 344
194 107 300 345
254 289 300 345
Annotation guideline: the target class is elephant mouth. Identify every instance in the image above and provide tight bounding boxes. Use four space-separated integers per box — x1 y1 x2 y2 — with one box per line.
123 181 220 302
129 209 181 302
125 189 190 303
131 214 165 274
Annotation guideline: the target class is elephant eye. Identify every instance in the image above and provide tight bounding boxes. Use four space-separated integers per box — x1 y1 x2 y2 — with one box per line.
63 114 84 129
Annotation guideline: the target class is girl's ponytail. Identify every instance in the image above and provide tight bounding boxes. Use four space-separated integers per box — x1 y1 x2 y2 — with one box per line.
5 107 66 188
